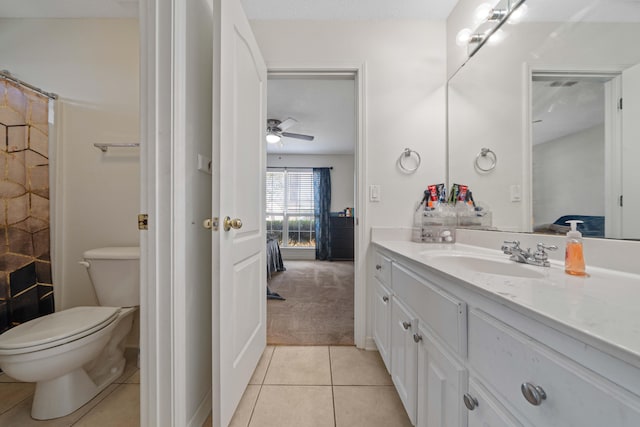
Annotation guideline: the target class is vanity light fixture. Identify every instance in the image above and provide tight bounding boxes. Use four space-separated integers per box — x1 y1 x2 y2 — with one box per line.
487 7 508 22
463 0 527 57
456 29 486 47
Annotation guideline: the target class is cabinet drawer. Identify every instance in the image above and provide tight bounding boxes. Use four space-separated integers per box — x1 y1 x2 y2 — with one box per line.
373 251 392 286
466 378 523 427
392 263 466 356
468 309 640 427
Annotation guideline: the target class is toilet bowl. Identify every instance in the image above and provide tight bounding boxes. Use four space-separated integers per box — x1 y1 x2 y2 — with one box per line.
0 247 139 420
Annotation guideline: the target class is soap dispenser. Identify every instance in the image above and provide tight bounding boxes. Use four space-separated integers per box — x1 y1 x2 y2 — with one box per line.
565 220 587 276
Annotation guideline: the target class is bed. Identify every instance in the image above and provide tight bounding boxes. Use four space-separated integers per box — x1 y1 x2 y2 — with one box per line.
266 239 286 300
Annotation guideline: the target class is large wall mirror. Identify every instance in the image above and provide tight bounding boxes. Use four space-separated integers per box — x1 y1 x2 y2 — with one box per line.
448 0 640 239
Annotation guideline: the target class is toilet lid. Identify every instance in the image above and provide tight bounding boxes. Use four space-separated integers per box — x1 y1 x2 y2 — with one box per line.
0 306 120 351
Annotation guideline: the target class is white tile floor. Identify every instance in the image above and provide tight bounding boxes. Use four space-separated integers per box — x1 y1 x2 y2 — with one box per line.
0 346 411 427
0 348 140 426
212 346 412 427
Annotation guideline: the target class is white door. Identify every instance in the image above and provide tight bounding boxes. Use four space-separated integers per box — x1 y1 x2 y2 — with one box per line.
212 0 267 426
622 63 640 239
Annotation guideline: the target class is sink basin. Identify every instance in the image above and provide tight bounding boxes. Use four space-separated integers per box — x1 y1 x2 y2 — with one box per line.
421 252 546 279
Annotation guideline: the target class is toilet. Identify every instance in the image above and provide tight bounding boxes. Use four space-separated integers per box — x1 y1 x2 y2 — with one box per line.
0 247 140 420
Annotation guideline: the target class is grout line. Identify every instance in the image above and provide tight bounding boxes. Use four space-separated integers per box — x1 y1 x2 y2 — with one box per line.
70 383 122 426
0 392 33 417
246 383 261 427
329 346 337 427
246 346 275 427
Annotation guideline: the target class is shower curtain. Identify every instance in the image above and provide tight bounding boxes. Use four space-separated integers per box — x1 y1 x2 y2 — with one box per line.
0 79 54 333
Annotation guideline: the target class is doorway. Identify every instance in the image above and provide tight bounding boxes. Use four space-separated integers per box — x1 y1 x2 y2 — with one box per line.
265 73 357 345
531 72 621 238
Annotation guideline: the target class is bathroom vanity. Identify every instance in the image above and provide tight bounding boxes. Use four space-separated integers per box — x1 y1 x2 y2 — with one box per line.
371 232 640 427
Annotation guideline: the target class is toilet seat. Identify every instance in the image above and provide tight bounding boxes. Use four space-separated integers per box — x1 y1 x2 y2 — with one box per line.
0 306 120 355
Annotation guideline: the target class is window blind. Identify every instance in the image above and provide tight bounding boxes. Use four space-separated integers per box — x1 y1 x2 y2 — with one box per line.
266 169 314 214
285 171 314 213
266 171 285 213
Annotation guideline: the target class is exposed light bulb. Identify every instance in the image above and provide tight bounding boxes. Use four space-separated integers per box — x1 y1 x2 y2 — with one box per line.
487 28 505 45
456 28 473 47
507 4 528 24
266 133 281 144
473 3 493 25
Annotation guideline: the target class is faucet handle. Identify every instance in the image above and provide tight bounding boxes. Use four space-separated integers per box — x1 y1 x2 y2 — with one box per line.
534 243 558 265
501 240 520 252
536 243 558 252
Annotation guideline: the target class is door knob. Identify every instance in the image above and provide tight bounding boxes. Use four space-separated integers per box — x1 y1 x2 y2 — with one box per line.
223 216 243 231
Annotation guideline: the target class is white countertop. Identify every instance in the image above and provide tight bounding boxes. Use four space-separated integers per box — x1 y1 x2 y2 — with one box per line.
373 239 640 366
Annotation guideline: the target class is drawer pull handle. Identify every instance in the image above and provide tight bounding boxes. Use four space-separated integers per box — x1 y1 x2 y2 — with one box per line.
521 382 546 406
382 295 389 303
413 333 423 343
402 321 412 330
463 393 479 411
376 264 382 270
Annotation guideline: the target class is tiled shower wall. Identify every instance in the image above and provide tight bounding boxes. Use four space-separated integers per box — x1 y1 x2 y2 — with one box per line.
0 80 53 333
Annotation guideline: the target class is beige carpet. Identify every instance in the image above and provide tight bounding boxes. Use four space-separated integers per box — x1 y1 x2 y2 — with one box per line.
267 260 354 346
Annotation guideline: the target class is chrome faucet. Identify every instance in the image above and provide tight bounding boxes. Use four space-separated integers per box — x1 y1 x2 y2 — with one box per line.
501 241 557 267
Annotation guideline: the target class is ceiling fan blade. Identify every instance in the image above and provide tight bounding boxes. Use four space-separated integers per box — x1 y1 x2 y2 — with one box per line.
282 132 315 141
278 118 297 131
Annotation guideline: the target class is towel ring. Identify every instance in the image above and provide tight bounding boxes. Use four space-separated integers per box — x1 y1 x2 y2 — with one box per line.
475 148 497 172
398 148 421 173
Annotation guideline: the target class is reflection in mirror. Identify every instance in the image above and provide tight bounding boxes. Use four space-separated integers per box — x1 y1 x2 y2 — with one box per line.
447 0 640 239
532 74 608 238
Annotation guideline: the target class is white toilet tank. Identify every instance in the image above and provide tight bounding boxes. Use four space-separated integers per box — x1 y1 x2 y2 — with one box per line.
82 247 140 307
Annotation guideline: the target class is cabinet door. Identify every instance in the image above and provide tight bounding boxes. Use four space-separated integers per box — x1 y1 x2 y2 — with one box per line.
466 378 523 427
391 296 418 425
373 277 392 372
416 325 467 427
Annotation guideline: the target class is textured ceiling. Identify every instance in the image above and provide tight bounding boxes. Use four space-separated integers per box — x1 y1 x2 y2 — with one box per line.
241 0 459 20
266 77 356 155
532 78 606 145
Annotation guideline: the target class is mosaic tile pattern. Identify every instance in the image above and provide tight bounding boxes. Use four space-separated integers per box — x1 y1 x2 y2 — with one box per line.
0 80 53 333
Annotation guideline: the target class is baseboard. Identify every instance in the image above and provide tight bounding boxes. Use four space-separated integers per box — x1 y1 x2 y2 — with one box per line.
281 247 316 260
187 389 212 427
364 336 378 351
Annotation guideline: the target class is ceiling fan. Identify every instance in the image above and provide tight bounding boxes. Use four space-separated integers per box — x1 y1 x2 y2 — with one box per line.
266 118 315 144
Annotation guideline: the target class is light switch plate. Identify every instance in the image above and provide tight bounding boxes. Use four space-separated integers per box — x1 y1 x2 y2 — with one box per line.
370 184 381 202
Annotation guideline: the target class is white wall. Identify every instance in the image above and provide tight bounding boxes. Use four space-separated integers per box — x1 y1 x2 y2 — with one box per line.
0 19 140 309
267 154 355 212
252 20 447 344
253 20 447 231
533 125 604 226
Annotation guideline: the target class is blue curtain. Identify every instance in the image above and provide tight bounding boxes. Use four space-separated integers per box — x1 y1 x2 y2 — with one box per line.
313 168 332 260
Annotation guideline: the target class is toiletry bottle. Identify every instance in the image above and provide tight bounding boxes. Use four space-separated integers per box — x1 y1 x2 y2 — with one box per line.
565 220 586 276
